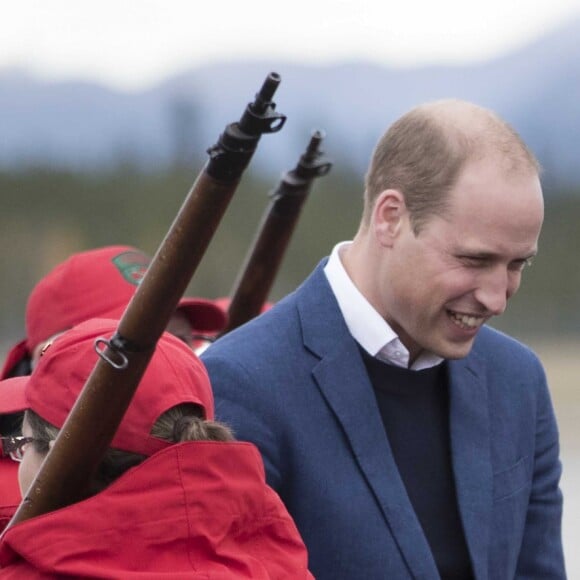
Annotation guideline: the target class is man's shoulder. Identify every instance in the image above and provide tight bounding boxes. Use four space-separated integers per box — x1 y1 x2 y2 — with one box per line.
204 262 333 360
468 325 545 385
206 296 300 355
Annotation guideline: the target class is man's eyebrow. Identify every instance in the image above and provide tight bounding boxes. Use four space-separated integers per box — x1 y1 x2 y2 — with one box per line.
455 250 500 259
457 250 538 260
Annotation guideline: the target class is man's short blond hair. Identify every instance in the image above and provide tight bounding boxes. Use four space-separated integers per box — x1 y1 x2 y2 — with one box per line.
363 99 541 233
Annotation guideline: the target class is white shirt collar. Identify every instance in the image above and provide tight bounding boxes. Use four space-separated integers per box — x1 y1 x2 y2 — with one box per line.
323 241 443 371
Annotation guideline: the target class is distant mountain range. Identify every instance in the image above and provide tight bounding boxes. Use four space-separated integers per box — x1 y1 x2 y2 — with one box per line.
1 17 579 190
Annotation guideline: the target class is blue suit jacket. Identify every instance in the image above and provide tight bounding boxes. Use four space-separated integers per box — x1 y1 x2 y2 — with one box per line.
202 262 565 580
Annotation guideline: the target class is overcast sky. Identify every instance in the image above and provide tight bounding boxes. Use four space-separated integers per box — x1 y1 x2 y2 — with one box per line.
1 0 579 91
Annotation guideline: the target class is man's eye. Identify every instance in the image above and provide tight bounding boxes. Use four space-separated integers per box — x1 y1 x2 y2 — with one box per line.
459 256 487 267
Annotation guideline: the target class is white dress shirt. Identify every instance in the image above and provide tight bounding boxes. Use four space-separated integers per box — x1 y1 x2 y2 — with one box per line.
323 241 443 371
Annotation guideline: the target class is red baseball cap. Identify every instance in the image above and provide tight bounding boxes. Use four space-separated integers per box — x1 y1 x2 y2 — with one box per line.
0 318 214 457
0 246 226 379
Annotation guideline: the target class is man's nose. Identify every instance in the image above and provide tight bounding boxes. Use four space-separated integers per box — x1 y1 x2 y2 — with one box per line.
474 268 514 316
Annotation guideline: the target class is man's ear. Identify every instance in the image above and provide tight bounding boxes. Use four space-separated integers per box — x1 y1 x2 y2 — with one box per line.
372 189 407 247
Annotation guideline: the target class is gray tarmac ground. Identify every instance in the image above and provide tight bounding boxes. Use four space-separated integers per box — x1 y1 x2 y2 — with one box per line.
531 339 580 577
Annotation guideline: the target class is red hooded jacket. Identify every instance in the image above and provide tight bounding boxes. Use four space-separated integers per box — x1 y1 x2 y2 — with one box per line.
0 458 20 532
0 441 313 579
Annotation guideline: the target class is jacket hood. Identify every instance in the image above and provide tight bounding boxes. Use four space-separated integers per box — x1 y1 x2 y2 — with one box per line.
0 441 312 579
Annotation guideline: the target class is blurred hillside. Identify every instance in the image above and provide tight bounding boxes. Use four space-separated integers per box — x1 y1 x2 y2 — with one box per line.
1 17 580 188
1 162 579 343
0 159 357 340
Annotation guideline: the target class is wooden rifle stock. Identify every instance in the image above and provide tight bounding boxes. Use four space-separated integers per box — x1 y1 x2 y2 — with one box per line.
221 130 332 335
4 73 286 530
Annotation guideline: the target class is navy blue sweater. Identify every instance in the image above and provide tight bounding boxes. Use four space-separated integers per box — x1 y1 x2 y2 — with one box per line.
360 349 473 579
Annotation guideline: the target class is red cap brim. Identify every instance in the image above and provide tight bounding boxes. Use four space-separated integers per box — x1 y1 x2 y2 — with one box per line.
0 340 29 380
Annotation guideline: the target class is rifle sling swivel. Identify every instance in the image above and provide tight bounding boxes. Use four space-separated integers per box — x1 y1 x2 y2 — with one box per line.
94 333 153 370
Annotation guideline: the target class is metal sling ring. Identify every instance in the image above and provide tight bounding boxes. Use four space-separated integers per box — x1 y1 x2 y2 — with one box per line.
94 337 129 370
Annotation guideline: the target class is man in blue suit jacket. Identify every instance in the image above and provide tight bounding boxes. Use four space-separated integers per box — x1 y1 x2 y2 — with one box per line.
202 100 565 579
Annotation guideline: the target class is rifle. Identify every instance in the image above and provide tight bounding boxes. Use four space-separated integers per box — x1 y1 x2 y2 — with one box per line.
220 130 332 335
5 72 286 529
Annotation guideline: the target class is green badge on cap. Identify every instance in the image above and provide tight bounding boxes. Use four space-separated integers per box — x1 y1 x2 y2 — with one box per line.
112 251 150 285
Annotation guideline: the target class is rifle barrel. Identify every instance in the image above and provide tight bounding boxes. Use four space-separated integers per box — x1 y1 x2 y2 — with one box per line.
222 130 332 334
5 72 285 529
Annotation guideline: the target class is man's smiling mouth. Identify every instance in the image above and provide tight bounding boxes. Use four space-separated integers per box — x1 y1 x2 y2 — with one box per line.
448 310 485 330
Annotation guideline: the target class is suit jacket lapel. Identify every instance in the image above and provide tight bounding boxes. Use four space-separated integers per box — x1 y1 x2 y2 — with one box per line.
448 354 492 580
298 264 440 579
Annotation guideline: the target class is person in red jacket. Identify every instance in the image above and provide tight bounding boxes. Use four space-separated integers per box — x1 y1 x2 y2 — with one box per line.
0 245 227 531
0 318 312 578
